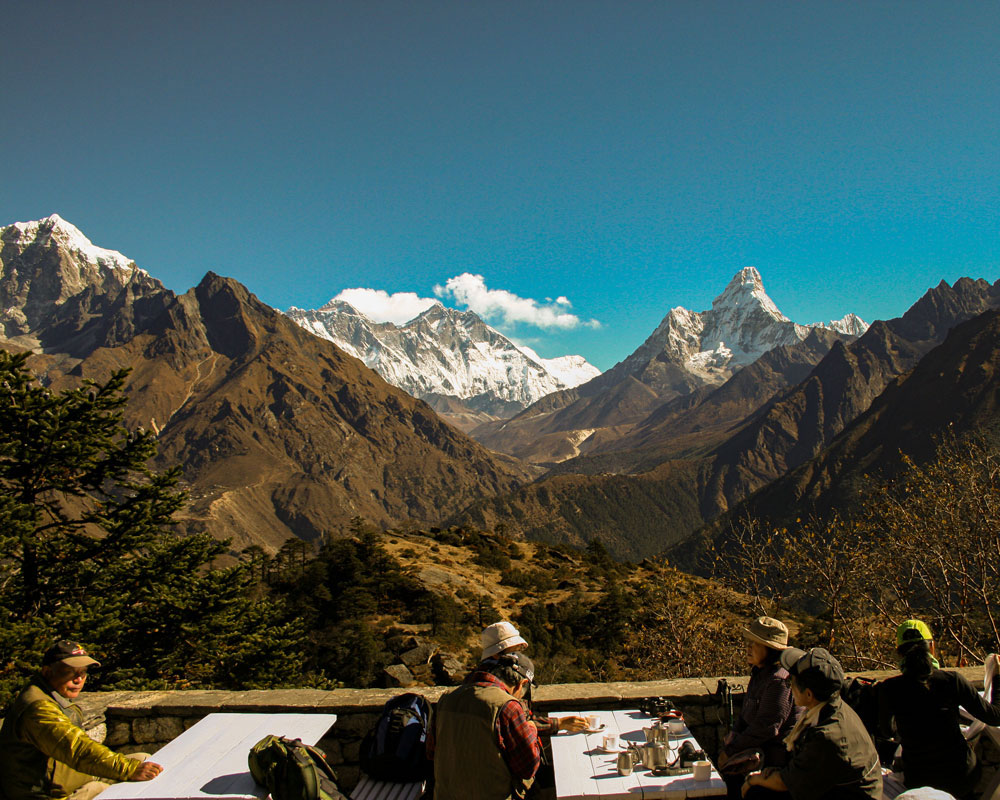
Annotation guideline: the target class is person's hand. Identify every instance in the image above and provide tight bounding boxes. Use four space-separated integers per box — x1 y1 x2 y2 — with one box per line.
132 762 163 781
718 751 730 768
741 771 760 798
558 715 589 733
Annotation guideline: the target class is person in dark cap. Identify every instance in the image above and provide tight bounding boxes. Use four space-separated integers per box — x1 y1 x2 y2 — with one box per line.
0 641 163 800
878 620 1000 799
430 652 542 800
741 647 881 799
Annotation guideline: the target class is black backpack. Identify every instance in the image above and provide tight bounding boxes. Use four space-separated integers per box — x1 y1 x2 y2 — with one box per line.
841 677 897 763
248 735 348 800
359 692 433 783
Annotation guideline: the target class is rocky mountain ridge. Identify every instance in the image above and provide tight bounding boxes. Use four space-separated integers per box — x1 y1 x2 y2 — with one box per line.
672 304 1000 572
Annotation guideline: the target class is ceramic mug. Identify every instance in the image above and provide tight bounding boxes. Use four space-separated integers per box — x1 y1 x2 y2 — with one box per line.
692 760 711 781
602 731 618 750
586 714 601 730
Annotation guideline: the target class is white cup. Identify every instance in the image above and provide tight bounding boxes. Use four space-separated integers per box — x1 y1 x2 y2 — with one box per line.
586 714 601 730
667 720 685 735
602 731 618 750
692 760 711 781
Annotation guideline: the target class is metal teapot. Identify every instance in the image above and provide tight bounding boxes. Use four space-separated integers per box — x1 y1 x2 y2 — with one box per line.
640 740 671 770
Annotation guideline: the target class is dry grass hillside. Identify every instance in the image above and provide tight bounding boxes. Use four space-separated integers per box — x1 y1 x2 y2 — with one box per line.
259 523 778 688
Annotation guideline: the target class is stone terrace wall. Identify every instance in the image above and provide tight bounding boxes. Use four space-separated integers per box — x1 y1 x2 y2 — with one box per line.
76 668 989 793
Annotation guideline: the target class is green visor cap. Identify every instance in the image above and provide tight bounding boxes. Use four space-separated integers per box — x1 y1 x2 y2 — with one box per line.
896 619 933 647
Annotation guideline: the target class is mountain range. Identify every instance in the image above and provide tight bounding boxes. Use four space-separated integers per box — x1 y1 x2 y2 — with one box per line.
286 299 599 430
454 275 1000 558
0 215 530 550
470 267 867 466
5 214 1000 562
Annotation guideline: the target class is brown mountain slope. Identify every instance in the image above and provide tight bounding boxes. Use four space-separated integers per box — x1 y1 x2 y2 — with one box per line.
455 458 708 561
13 270 532 551
547 328 846 476
701 277 1000 516
729 306 1000 521
668 306 1000 573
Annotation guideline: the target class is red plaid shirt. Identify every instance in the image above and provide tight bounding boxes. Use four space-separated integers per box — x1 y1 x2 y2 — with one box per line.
427 671 542 781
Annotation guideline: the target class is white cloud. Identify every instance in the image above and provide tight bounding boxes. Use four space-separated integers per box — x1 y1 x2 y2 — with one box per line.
333 288 438 325
434 273 600 330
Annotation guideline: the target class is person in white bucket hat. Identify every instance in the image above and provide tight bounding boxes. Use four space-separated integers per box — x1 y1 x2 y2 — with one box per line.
481 620 529 659
477 621 588 737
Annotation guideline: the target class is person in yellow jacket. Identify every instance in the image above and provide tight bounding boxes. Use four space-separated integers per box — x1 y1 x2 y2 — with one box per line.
0 641 163 800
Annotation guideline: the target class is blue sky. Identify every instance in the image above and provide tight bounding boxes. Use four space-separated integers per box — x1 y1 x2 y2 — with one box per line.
3 1 998 370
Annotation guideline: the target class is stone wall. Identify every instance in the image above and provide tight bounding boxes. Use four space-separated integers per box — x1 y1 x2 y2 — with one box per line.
74 668 990 793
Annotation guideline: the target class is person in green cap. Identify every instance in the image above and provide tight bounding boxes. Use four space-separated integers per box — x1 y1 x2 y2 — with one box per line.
877 620 1000 798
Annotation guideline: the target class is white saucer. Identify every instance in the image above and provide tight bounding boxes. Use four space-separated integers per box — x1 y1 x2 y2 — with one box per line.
585 724 606 733
596 744 624 753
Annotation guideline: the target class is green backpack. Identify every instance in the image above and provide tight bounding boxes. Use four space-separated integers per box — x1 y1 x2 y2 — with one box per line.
248 735 348 800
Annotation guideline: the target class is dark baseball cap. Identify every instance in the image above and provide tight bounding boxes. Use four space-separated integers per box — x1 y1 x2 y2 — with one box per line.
780 646 844 695
42 641 101 669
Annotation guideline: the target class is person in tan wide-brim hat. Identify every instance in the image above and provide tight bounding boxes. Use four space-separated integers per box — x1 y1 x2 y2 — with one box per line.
742 616 790 651
718 617 801 799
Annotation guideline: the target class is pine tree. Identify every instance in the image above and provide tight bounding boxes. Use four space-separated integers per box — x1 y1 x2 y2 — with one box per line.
0 352 306 703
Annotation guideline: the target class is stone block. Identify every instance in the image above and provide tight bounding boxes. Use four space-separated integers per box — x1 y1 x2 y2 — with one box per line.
332 713 378 737
105 720 133 748
122 742 164 756
384 664 416 688
85 723 107 743
132 716 185 745
105 692 173 718
342 739 362 762
219 689 335 712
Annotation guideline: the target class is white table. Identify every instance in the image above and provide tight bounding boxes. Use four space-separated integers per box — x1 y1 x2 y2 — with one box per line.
100 712 338 800
550 709 726 800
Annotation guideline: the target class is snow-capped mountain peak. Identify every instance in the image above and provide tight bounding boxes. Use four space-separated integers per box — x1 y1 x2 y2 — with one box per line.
613 267 868 393
712 266 787 321
6 214 143 276
285 301 601 417
0 215 163 342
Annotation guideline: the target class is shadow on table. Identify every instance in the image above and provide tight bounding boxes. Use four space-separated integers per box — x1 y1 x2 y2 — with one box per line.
201 773 264 797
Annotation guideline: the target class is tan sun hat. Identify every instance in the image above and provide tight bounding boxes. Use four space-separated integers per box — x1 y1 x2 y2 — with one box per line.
481 621 528 659
741 616 790 650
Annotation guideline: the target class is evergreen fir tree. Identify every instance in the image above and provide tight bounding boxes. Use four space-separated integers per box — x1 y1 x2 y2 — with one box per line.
0 352 306 703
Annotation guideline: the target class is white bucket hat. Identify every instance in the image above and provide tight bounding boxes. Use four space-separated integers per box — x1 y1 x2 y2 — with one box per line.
481 621 528 659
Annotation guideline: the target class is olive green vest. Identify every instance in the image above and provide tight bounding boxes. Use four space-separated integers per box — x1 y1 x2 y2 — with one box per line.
434 683 530 800
0 678 94 800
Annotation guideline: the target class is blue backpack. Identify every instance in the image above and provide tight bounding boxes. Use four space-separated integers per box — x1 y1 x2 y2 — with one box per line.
359 693 433 783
